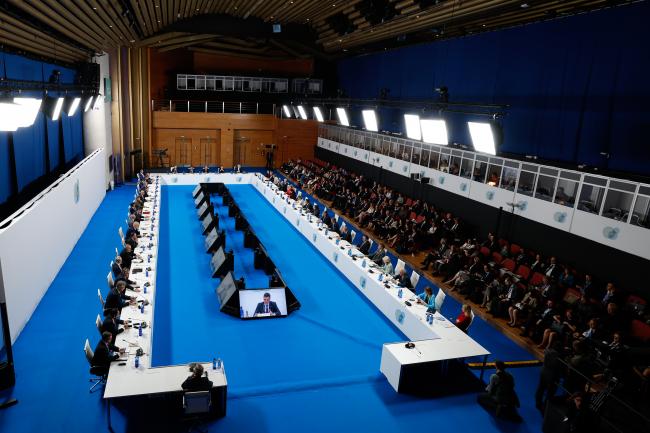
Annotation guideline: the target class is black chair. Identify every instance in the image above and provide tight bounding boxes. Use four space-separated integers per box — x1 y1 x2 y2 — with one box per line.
83 339 106 393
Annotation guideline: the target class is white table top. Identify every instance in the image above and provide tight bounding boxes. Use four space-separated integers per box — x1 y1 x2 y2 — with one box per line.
253 174 489 363
105 178 228 399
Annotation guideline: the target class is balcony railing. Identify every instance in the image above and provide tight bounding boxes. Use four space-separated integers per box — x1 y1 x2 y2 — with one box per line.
151 99 276 114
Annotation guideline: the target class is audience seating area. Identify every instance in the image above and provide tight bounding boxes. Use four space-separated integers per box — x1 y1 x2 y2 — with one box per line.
278 158 650 411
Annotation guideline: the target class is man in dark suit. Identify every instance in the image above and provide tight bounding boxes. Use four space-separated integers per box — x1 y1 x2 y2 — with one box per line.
92 331 123 374
254 293 281 316
101 308 130 339
340 225 352 243
395 268 413 289
544 257 561 279
125 221 140 240
104 281 134 313
358 235 372 255
111 256 123 279
120 244 136 269
182 363 213 391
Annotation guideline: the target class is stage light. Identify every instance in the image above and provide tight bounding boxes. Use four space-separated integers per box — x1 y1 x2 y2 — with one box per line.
291 105 300 118
313 107 324 122
0 98 42 131
92 94 102 110
362 109 378 132
282 105 292 118
468 121 496 155
44 96 65 120
297 105 308 120
420 119 448 145
404 114 421 140
84 96 94 112
336 107 349 126
66 97 82 116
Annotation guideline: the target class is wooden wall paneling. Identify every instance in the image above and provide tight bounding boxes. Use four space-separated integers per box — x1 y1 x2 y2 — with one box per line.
152 129 220 167
274 119 318 165
234 129 274 167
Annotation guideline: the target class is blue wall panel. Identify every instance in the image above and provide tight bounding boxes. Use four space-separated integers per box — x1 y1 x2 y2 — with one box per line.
336 2 650 176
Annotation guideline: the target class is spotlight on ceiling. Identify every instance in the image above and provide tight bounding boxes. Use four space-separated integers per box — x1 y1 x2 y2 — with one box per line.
65 97 82 116
44 96 65 121
362 109 378 132
313 107 324 122
468 121 497 155
420 119 448 145
92 94 102 110
0 97 43 131
84 96 94 113
404 114 421 140
282 104 292 118
297 105 308 120
336 107 349 127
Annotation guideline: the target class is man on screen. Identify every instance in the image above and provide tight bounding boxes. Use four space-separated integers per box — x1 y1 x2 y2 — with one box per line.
254 292 281 316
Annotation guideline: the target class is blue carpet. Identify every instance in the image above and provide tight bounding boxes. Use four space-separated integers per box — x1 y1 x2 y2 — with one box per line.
0 183 544 433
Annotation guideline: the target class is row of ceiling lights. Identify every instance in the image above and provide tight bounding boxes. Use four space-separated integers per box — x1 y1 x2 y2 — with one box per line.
0 94 101 132
282 104 498 155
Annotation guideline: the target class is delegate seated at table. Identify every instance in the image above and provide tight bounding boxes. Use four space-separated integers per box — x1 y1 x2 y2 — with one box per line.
182 363 213 392
254 292 281 316
417 286 436 310
395 268 412 289
381 256 394 275
92 331 124 375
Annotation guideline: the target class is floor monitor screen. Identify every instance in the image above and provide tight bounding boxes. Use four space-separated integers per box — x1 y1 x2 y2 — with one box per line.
239 288 287 319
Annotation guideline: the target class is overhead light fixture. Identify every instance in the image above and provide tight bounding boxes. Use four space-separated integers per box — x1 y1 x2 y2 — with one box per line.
404 114 421 140
291 105 300 118
297 105 308 120
65 97 82 116
0 97 43 131
468 121 497 155
420 119 448 145
336 107 349 126
84 96 94 112
313 107 324 122
362 109 378 132
44 96 65 121
282 104 292 118
92 94 102 110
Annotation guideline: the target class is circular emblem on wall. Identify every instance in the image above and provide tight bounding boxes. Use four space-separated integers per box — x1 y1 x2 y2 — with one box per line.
603 226 620 240
402 165 408 173
73 179 80 203
333 252 339 263
486 191 495 200
344 148 348 153
205 177 211 182
460 182 467 192
365 154 369 160
236 176 242 182
172 177 178 183
394 309 406 325
360 276 366 289
388 161 394 168
553 212 567 223
354 150 358 157
518 201 528 211
438 176 445 185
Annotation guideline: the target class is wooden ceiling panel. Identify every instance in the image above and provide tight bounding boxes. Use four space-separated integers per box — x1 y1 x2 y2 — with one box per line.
0 0 640 64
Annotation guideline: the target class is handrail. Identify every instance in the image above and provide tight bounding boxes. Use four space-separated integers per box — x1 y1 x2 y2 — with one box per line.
0 148 102 232
151 99 276 115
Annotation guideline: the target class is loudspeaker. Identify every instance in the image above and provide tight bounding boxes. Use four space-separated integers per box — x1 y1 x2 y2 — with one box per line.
205 229 225 253
76 62 100 92
202 213 217 235
210 247 234 278
421 177 430 183
215 272 240 317
195 191 209 208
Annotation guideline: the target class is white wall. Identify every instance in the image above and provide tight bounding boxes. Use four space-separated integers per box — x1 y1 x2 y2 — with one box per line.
0 149 107 343
83 53 113 189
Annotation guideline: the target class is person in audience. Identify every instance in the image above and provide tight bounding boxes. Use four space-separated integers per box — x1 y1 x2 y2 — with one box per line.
182 363 213 391
92 331 124 374
537 307 577 350
601 283 621 306
535 341 562 412
455 304 473 332
521 299 557 339
358 235 372 255
381 256 393 275
544 256 561 279
576 274 598 302
558 268 575 288
477 360 520 420
529 254 545 274
507 289 539 327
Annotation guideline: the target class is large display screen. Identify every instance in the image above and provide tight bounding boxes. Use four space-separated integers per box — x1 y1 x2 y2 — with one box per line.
239 288 287 319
